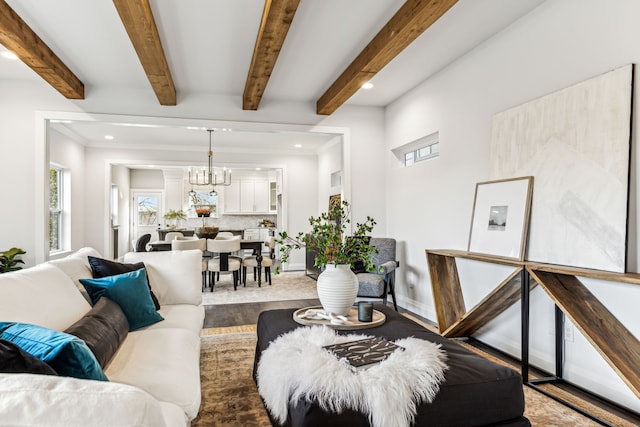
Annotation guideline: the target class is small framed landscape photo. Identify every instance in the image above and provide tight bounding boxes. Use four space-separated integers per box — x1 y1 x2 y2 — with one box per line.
467 176 533 260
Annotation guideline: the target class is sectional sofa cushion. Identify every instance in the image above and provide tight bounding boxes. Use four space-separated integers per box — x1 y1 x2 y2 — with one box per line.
124 250 203 306
80 269 164 331
105 327 202 420
64 297 129 368
0 263 91 331
0 373 171 427
87 256 160 310
0 339 57 376
0 323 107 381
147 304 206 335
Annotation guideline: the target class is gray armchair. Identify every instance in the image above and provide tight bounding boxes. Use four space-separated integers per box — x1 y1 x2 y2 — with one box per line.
356 237 399 311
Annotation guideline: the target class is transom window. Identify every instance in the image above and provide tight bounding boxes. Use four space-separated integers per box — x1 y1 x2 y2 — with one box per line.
393 131 440 167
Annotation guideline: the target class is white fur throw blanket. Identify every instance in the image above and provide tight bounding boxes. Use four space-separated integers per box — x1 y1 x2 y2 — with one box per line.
257 326 448 427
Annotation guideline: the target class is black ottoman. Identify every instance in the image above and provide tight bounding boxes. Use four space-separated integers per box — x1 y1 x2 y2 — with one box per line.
254 304 530 427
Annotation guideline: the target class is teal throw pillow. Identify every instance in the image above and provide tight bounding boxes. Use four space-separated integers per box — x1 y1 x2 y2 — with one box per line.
0 322 107 381
79 268 164 331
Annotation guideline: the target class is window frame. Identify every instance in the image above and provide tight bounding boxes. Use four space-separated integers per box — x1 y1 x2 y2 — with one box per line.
49 165 64 253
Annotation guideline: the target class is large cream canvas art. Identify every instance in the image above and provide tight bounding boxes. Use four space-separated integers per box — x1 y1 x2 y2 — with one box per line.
489 64 633 272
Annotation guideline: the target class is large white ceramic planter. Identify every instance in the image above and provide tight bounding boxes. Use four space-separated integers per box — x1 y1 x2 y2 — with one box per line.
316 264 358 316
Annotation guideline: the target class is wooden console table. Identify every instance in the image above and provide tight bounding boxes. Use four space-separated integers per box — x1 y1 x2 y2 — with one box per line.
425 249 640 424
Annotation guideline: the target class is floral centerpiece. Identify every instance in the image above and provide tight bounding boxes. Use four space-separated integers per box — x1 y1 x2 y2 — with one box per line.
194 207 218 239
195 207 211 217
277 201 376 315
163 209 187 228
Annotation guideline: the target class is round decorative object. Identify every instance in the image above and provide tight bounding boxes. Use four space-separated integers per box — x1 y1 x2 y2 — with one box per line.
316 264 359 316
293 306 385 330
195 226 219 239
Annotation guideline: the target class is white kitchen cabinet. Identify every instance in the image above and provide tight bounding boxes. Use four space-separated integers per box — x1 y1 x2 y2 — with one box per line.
223 181 241 213
225 178 269 214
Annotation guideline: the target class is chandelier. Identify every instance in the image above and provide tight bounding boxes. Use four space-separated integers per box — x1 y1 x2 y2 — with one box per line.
188 129 231 196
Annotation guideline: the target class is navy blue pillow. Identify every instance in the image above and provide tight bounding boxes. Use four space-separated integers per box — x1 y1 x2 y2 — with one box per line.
0 323 107 381
79 268 164 331
0 339 58 376
87 256 160 310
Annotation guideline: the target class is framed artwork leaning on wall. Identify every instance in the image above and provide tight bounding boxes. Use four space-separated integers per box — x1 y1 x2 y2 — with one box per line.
467 176 533 261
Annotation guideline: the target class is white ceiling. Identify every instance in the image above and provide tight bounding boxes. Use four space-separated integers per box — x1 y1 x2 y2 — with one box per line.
1 0 545 156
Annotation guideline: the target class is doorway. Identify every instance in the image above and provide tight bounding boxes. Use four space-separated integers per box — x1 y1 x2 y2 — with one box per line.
131 191 163 247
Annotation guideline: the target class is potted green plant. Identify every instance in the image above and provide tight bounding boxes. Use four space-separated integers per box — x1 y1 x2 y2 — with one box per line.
0 247 26 273
277 201 376 315
163 209 187 228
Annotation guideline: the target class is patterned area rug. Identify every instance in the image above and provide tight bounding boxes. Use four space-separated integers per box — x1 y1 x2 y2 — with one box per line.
192 323 634 427
201 271 318 305
193 329 270 427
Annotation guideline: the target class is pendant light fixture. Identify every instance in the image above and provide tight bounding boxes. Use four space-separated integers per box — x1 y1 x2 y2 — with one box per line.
188 129 231 196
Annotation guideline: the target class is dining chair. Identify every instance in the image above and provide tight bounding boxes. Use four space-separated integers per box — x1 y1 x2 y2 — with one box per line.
214 233 244 260
132 233 151 252
242 236 276 286
206 237 242 290
171 238 207 290
164 231 184 241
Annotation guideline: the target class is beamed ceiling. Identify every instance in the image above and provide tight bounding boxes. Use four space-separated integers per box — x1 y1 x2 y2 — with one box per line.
0 0 545 117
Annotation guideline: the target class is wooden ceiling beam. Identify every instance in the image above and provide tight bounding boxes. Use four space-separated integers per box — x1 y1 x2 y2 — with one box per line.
316 0 458 115
113 0 176 106
243 0 300 110
0 0 84 99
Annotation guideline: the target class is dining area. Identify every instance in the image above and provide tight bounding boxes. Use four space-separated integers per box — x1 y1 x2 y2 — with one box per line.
135 231 276 290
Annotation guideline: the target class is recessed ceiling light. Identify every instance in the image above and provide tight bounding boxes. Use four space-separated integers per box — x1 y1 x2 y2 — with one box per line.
361 82 374 90
256 167 262 171
105 135 114 140
1 51 18 60
295 144 302 148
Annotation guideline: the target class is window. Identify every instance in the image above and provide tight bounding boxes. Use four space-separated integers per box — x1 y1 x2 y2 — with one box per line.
392 131 440 167
49 166 63 252
404 141 439 166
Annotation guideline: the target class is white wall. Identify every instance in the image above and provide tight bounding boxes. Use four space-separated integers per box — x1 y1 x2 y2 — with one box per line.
317 136 343 213
110 165 130 259
130 169 164 189
385 0 640 411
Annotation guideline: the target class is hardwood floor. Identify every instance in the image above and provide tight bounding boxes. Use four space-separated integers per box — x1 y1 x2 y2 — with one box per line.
203 299 425 328
203 298 321 328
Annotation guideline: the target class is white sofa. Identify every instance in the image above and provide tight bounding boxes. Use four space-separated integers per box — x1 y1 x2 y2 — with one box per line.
0 247 205 426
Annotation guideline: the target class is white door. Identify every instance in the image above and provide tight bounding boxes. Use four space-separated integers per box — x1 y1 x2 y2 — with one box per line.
131 191 163 247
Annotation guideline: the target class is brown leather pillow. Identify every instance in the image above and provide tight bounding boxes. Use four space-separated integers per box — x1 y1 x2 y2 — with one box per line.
87 256 160 310
64 297 129 369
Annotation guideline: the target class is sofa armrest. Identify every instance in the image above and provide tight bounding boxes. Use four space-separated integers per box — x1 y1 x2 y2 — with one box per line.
0 373 172 426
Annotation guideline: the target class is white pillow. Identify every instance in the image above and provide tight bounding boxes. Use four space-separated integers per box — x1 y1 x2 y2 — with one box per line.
0 374 170 427
124 250 202 306
0 263 91 331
